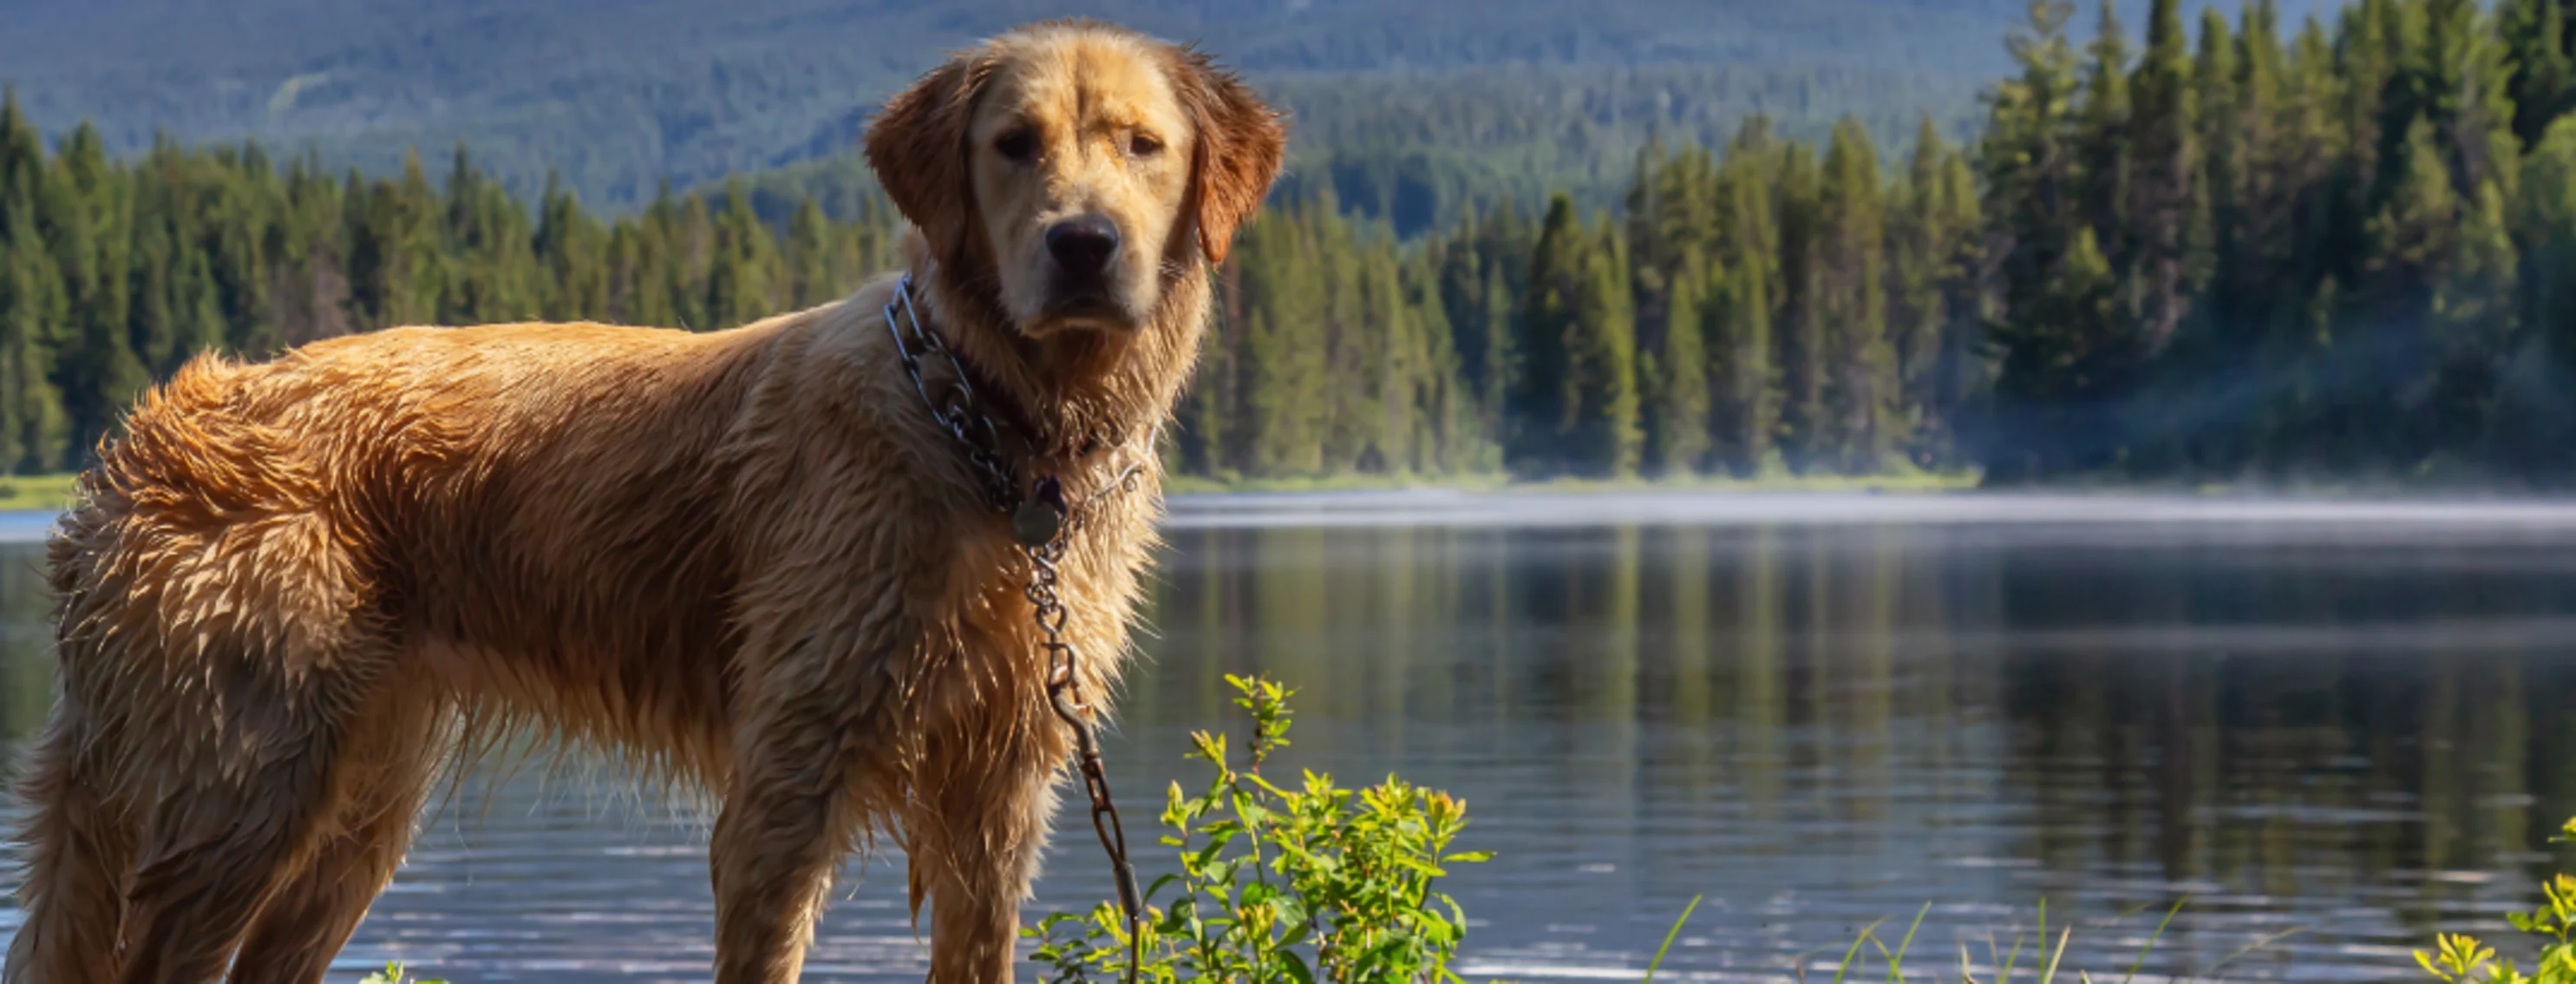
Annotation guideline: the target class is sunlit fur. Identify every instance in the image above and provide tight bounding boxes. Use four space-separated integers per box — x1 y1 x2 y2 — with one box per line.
2 20 1283 984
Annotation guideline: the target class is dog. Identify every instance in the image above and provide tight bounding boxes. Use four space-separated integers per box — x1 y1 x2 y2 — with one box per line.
3 20 1284 984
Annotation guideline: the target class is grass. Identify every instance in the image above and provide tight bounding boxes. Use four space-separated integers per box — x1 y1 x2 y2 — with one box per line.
0 473 79 514
348 894 2251 984
1768 896 2222 984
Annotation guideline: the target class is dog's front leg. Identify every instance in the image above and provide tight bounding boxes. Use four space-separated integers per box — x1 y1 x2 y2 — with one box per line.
709 673 877 984
909 725 1065 984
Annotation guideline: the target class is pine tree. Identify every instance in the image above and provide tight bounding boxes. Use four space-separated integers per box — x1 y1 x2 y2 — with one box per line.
2435 177 2516 457
1928 146 1987 469
46 124 145 465
1979 0 2088 479
535 173 606 321
706 179 775 330
1989 226 2126 481
1513 194 1585 473
2350 117 2458 466
1238 201 1331 476
1570 220 1642 477
1 207 70 473
1889 116 1959 465
2502 114 2576 478
1710 253 1778 476
1648 255 1712 474
1818 118 1897 471
786 197 834 308
2129 0 2196 349
1773 142 1827 470
2502 0 2576 149
2078 0 2136 254
2180 4 2256 472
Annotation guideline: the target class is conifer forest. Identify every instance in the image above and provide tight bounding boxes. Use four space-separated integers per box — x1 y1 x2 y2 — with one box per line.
8 0 2576 487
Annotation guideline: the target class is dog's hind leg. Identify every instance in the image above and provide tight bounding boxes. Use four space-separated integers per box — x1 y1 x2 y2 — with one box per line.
105 528 398 982
115 693 365 984
225 688 447 984
3 711 143 984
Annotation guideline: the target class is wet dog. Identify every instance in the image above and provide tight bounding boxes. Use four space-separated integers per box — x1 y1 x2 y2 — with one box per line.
5 20 1283 984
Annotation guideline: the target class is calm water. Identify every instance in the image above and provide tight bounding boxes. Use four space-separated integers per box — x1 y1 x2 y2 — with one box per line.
2 491 2574 983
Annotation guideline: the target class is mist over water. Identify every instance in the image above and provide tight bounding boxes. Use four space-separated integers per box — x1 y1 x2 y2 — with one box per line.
0 491 2571 981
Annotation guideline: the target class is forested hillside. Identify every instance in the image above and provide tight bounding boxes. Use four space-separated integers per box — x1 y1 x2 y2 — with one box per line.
8 0 2576 489
0 0 2305 213
736 63 1988 238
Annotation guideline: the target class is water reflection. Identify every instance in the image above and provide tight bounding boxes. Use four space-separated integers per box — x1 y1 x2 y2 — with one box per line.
0 507 2570 981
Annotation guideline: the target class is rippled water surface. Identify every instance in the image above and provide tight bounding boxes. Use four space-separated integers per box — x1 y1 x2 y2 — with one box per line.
3 490 2574 982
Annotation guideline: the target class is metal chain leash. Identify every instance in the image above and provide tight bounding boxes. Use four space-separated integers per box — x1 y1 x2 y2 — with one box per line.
885 272 1149 981
1024 530 1146 983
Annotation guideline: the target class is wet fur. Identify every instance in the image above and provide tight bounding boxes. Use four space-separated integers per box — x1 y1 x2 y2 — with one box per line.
3 20 1283 984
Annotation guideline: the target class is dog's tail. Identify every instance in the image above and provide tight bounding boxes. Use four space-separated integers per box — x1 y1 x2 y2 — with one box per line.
4 705 132 984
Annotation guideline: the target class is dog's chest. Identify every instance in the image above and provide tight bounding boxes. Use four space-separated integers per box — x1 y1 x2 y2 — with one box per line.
924 521 1141 666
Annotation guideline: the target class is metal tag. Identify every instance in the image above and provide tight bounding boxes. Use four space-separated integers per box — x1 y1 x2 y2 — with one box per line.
1012 475 1068 548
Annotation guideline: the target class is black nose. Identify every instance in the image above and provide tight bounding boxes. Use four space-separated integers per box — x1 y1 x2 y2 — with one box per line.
1045 217 1120 281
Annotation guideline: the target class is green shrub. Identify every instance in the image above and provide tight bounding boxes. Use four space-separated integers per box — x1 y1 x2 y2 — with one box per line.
2418 818 2576 984
356 963 445 984
1027 674 1490 983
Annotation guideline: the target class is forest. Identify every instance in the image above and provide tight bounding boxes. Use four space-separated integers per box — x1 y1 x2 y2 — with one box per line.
8 0 2576 488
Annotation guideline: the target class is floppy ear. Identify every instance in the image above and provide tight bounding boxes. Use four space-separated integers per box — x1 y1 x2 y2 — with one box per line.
1168 49 1286 266
865 54 993 256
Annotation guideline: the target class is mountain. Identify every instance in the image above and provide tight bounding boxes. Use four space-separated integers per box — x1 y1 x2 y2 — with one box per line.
1 0 2336 212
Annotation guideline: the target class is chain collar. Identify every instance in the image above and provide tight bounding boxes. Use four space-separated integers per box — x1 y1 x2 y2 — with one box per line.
881 271 1147 548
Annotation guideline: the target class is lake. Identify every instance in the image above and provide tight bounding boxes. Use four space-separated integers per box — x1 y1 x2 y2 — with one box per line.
2 489 2572 982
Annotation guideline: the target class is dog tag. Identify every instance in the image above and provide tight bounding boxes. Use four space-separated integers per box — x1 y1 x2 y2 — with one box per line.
1012 476 1068 548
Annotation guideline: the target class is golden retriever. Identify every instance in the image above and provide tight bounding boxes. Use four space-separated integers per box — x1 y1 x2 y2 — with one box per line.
3 20 1284 984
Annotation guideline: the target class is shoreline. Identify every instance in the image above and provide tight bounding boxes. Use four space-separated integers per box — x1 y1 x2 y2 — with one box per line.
20 482 2576 544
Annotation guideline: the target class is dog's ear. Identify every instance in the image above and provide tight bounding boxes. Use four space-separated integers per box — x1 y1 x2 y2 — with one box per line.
866 53 994 256
1167 48 1285 266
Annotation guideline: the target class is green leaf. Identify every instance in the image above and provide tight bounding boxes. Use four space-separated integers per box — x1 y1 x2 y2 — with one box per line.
1279 950 1319 984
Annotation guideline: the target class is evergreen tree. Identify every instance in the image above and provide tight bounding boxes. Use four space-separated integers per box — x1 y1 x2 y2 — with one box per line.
1979 0 2089 479
1511 194 1585 473
2500 113 2576 476
1571 220 1643 477
1773 142 1828 469
2505 0 2576 149
1647 255 1712 474
1889 115 1962 464
1710 249 1779 475
1818 118 1897 471
2078 0 2136 253
706 179 775 330
786 197 834 308
2130 0 2197 349
1 207 70 473
45 124 146 465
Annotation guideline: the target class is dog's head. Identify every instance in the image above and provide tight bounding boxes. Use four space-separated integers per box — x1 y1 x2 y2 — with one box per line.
864 21 1285 338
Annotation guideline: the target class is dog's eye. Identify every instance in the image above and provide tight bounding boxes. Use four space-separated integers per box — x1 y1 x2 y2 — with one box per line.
1128 132 1164 158
995 128 1039 164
